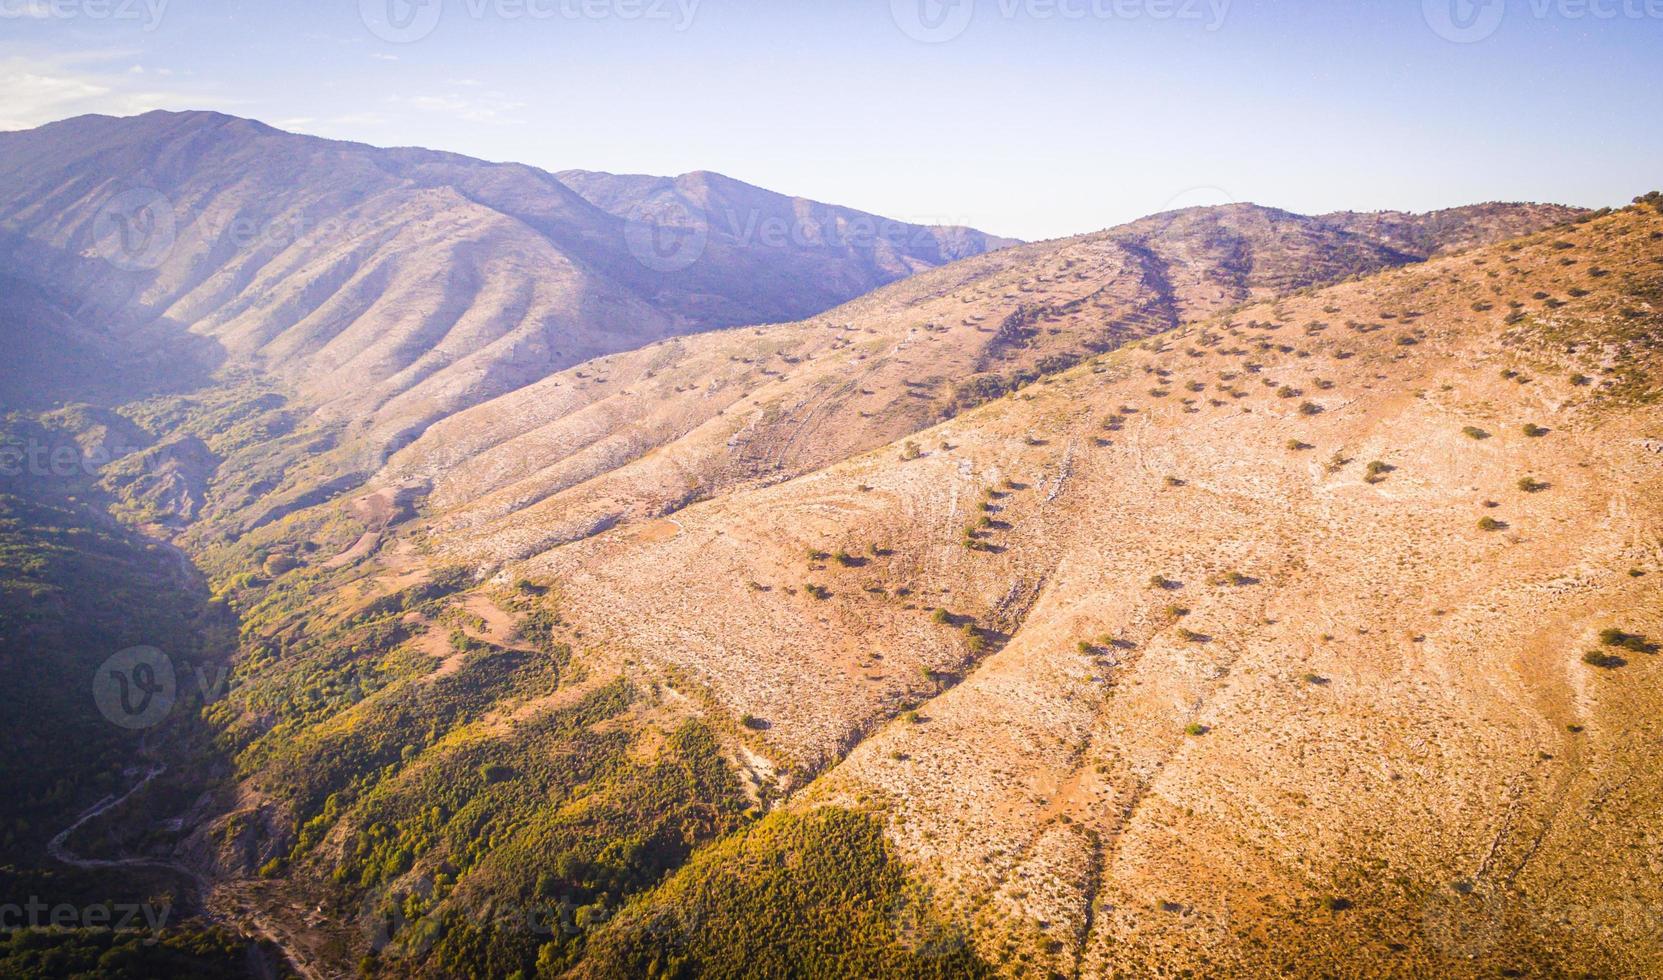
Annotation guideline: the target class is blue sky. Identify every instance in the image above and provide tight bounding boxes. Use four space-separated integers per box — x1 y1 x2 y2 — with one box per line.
3 0 1659 239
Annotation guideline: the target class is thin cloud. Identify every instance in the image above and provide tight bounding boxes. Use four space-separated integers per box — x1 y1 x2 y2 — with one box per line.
0 52 236 130
391 91 526 126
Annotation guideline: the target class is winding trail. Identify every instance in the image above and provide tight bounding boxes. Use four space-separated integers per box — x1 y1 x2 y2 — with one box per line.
47 765 171 870
48 764 329 980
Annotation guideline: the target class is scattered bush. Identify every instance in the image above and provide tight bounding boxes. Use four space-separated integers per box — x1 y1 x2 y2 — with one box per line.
1461 426 1490 440
1582 650 1626 669
1477 517 1507 531
1598 629 1656 653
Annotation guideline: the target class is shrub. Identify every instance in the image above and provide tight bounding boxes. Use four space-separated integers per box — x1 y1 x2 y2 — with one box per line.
1477 517 1506 531
1598 629 1656 653
1298 401 1323 416
1582 650 1625 669
1287 439 1313 451
1461 426 1490 440
262 553 299 576
1517 477 1547 493
1522 423 1549 437
804 583 831 600
1184 722 1210 736
931 608 951 625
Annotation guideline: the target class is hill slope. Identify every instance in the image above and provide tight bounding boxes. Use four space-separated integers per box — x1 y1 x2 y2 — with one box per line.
175 203 1661 978
370 201 1583 565
556 167 1020 321
560 202 1663 977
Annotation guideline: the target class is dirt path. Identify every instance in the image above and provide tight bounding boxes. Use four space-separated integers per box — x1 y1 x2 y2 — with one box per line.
48 764 329 980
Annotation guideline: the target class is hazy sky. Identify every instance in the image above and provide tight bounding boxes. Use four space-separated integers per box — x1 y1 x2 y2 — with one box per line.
3 0 1660 240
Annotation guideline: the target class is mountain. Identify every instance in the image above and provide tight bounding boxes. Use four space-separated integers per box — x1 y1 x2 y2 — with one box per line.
0 111 1022 537
0 110 1014 456
556 168 1019 321
145 198 1660 979
367 200 1583 566
6 108 1651 979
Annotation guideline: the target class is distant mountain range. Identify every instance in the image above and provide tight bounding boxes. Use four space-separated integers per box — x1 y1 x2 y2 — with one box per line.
0 111 1014 429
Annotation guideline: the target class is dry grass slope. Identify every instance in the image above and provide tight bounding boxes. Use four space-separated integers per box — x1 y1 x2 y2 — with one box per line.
547 205 1663 977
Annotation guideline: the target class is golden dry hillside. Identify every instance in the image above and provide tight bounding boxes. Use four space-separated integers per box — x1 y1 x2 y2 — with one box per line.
182 202 1663 979
371 201 1578 565
156 199 1662 980
531 204 1663 977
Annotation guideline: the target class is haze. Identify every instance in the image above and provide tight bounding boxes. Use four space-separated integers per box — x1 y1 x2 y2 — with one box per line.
3 0 1661 239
